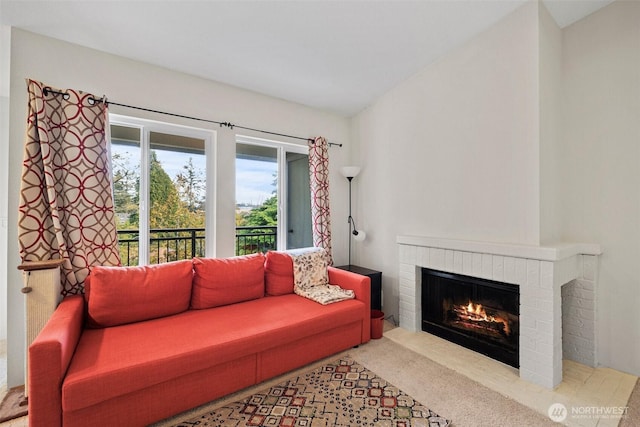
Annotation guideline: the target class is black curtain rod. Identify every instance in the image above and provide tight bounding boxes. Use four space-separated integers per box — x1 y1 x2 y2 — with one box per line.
41 88 342 147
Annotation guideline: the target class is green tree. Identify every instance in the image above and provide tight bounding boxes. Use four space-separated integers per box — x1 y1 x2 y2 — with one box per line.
111 150 139 229
243 195 278 226
236 210 248 226
112 148 207 263
240 171 278 227
175 157 204 213
235 196 278 255
149 151 191 228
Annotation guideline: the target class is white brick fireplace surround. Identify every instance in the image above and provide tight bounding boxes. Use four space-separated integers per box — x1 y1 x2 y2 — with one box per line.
397 235 601 389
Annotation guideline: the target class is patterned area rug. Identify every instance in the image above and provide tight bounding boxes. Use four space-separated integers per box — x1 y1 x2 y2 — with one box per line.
173 357 450 426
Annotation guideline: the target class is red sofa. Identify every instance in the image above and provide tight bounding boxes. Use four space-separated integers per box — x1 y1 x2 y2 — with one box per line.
28 251 371 427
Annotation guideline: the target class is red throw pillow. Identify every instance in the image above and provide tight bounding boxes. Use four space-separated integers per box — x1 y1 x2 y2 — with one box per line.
191 253 266 309
264 251 294 296
85 260 193 328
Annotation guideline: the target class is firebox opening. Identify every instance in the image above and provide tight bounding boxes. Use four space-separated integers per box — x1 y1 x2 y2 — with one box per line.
421 268 520 368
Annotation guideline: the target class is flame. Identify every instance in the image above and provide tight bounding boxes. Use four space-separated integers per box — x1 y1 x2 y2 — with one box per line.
465 301 485 317
459 301 510 336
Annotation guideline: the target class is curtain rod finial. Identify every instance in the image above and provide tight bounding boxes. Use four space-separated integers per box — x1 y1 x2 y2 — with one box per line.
220 122 235 130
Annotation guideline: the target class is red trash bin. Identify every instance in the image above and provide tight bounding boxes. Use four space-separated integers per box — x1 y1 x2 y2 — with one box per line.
371 309 384 339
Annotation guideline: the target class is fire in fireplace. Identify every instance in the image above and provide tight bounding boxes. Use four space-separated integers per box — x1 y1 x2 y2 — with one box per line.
450 300 512 338
422 268 519 367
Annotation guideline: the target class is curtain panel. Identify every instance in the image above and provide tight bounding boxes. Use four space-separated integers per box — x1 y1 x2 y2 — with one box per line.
18 79 121 296
308 136 333 265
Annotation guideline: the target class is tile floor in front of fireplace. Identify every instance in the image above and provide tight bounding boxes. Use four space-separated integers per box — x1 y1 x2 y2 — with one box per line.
385 327 637 427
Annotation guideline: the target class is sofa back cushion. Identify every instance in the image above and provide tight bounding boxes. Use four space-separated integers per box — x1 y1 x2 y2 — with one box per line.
191 252 266 309
85 260 193 328
264 251 295 296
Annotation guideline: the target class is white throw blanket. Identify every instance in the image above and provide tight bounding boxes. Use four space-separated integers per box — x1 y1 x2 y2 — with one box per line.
289 247 354 305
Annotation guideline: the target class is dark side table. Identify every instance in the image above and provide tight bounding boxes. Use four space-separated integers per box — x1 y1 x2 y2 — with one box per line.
335 265 382 310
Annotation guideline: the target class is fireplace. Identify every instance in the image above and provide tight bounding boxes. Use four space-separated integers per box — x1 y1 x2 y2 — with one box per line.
422 268 519 368
398 235 601 388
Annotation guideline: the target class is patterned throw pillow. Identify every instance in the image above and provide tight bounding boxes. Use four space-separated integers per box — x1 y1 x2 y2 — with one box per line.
290 248 329 290
289 247 354 305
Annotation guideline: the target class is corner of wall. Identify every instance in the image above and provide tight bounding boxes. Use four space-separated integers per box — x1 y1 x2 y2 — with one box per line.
538 1 563 245
1 25 12 342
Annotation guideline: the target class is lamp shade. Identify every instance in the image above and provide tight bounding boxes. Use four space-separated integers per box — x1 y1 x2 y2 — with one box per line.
353 230 366 242
340 166 361 179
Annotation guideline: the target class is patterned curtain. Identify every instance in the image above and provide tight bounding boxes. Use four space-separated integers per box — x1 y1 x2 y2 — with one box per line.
18 79 121 296
308 137 333 265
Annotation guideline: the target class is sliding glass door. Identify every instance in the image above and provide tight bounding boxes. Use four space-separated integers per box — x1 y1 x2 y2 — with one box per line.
286 152 312 249
110 115 215 265
235 136 312 255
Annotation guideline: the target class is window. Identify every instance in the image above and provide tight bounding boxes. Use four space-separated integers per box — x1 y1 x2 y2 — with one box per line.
110 115 215 265
235 136 312 255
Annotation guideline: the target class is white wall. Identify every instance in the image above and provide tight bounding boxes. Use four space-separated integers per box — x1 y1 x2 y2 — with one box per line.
0 25 11 343
4 28 351 386
560 0 640 376
538 3 563 245
351 2 541 323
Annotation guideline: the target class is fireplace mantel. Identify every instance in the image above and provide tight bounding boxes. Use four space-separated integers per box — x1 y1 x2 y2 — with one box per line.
397 235 601 261
397 235 601 389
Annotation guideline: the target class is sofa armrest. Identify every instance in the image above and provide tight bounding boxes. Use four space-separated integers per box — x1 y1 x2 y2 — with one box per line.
29 295 85 427
328 267 371 343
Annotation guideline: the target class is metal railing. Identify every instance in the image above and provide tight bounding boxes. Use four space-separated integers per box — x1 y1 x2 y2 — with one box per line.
117 226 277 266
235 226 277 256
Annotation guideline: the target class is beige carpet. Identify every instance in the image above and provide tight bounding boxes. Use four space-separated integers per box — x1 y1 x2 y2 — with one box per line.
350 337 558 427
158 338 559 427
620 379 640 427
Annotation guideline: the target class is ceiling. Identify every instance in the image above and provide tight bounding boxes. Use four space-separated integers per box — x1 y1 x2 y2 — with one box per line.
0 0 614 117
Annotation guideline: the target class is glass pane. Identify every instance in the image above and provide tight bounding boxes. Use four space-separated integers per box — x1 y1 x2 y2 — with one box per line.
235 143 278 255
111 125 141 266
148 131 206 264
286 152 312 249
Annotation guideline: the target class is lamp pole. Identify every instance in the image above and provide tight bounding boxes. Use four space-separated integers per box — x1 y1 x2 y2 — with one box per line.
347 176 354 267
341 165 362 268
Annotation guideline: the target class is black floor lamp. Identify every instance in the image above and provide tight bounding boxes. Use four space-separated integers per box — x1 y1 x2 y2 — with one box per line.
341 166 366 267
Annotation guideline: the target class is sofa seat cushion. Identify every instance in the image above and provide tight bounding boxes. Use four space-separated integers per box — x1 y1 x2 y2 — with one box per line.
62 294 365 412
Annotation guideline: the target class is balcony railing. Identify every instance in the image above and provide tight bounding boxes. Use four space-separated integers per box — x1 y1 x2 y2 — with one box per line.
235 226 278 256
117 226 277 266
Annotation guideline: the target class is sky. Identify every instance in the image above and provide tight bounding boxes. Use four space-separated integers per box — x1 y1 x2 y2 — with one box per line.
235 158 277 206
111 144 276 206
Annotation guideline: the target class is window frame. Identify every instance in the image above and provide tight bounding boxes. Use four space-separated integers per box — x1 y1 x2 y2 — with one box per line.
235 134 310 251
109 114 217 264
